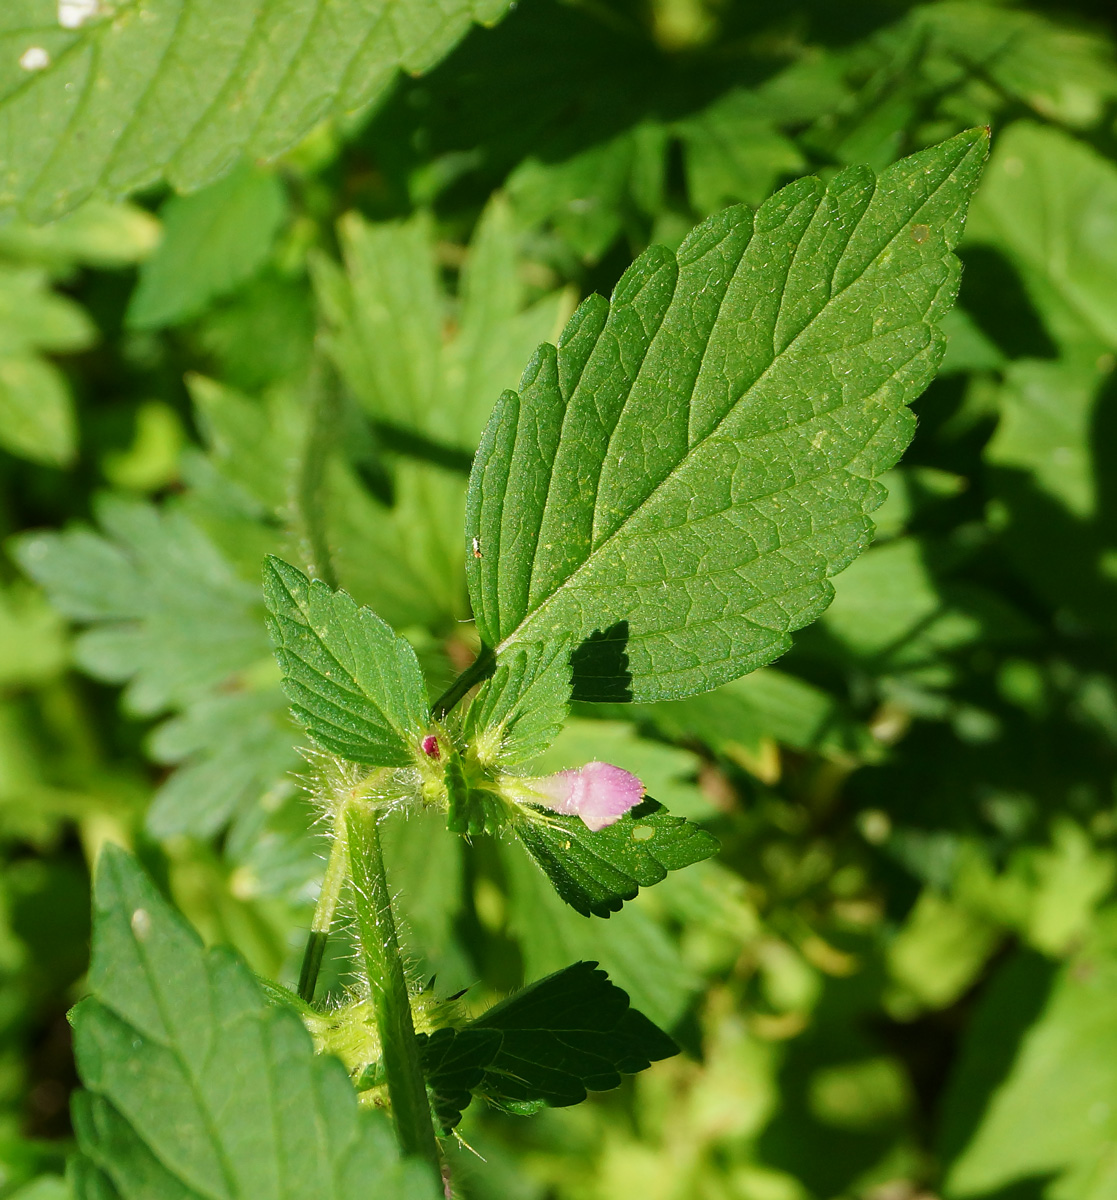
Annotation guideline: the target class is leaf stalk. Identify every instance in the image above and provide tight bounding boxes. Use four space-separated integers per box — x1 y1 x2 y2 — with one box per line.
296 817 350 1002
345 803 443 1181
431 647 496 719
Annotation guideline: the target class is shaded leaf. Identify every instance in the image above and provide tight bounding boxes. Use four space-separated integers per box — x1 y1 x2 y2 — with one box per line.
516 798 718 917
418 961 677 1130
14 496 267 715
127 164 287 330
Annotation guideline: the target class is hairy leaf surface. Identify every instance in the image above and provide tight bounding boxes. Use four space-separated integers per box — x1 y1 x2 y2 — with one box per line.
263 557 428 766
464 638 573 766
466 130 987 702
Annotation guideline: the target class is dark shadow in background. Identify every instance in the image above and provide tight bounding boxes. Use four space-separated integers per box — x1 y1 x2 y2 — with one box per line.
956 247 1059 362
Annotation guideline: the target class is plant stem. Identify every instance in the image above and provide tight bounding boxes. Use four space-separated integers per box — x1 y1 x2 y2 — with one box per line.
345 803 442 1178
294 349 340 589
431 646 496 719
296 820 350 1002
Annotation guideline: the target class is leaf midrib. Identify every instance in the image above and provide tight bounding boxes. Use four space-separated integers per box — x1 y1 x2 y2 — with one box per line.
493 160 960 657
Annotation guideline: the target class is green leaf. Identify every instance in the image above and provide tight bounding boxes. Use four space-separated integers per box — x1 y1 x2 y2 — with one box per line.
943 912 1117 1200
313 212 444 434
507 123 666 262
8 1178 70 1200
14 495 267 715
145 689 299 840
820 537 1031 671
418 961 677 1131
675 92 806 212
415 1027 502 1133
0 355 76 466
917 3 1117 129
986 359 1100 520
127 164 287 330
0 198 159 270
0 0 513 223
263 556 429 767
467 130 988 703
515 798 718 917
311 200 568 631
464 638 572 767
981 357 1117 634
0 264 96 465
70 845 435 1200
966 123 1117 354
0 580 67 690
886 888 1000 1013
316 197 568 450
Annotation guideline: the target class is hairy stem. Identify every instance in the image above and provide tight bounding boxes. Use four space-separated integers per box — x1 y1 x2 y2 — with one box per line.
296 820 349 1002
294 350 340 589
431 646 496 719
346 804 442 1178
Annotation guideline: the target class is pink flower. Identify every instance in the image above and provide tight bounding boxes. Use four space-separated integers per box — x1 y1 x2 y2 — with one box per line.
528 762 645 831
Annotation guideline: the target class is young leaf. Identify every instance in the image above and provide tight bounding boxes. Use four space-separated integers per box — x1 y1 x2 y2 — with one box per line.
70 846 435 1200
466 130 988 703
516 798 718 917
0 0 512 222
418 960 677 1130
263 557 429 767
444 748 506 836
464 638 573 766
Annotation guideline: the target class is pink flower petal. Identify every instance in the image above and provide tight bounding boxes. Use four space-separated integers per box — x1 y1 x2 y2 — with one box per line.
529 761 644 831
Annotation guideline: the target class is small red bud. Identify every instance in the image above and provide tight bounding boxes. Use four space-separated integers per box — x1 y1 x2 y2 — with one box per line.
421 735 440 760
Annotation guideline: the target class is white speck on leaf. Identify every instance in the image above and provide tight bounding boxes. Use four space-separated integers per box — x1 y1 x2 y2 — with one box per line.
59 0 99 28
131 908 152 940
19 46 50 71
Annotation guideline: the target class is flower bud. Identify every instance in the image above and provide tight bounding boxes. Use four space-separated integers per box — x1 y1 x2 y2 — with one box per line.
526 761 644 831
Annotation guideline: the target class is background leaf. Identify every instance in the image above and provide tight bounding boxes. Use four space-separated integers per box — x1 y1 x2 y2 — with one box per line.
943 912 1117 1200
126 164 288 330
0 0 513 222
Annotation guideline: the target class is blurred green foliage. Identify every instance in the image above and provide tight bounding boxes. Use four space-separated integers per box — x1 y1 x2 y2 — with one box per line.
3 1 1117 1197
